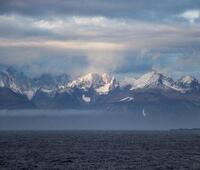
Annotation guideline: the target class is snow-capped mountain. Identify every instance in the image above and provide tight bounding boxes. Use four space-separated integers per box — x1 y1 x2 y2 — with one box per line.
0 68 200 113
67 73 119 95
0 67 69 100
0 70 22 93
175 76 200 93
126 71 200 93
5 67 35 99
129 71 175 90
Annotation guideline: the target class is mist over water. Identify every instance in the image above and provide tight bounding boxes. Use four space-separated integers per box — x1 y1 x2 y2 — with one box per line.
0 110 200 130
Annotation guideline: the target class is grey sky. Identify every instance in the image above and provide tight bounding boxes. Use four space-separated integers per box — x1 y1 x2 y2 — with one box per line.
0 0 200 78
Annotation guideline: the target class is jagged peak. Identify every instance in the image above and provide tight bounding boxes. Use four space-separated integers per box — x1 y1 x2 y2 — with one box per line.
131 71 174 90
69 73 109 86
139 71 170 80
178 75 198 84
175 75 200 92
67 72 119 94
79 73 105 84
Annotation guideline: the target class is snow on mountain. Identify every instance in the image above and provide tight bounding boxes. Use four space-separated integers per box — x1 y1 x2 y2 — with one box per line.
175 75 200 92
130 71 175 90
1 66 200 107
0 68 70 100
82 94 91 103
23 90 35 100
121 76 136 87
32 73 69 89
180 75 195 84
0 71 22 93
142 108 147 117
68 73 119 95
6 67 32 90
0 68 36 99
123 71 200 93
120 96 134 102
39 88 54 94
0 72 10 88
68 73 105 89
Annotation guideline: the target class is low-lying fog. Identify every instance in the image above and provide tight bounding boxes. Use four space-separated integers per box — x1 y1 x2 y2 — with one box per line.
0 110 200 130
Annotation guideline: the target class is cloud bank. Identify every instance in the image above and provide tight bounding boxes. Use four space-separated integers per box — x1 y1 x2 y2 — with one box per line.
0 0 200 78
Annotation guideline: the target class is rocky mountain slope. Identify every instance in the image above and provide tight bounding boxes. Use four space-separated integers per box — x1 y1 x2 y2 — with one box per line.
0 67 200 116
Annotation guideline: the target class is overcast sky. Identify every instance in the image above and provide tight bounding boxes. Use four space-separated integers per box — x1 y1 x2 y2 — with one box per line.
0 0 200 78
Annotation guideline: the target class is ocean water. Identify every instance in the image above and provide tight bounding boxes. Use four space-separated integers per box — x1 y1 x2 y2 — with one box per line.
0 130 200 170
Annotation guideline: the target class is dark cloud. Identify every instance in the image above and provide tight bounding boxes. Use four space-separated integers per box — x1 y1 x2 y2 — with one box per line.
0 1 200 77
0 0 200 21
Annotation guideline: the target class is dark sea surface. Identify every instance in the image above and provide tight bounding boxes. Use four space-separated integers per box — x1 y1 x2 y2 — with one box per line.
0 130 200 170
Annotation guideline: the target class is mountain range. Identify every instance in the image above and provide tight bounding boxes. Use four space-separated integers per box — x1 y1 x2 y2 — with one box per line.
0 67 200 116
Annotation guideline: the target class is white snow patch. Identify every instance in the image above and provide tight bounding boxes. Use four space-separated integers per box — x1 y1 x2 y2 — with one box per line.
120 96 134 102
68 73 118 94
0 80 5 87
180 75 195 84
24 90 35 100
58 85 65 89
82 94 91 103
40 88 53 93
96 83 111 95
142 108 147 117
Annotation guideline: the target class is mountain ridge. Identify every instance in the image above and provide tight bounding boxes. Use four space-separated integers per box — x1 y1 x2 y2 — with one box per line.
0 67 200 114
